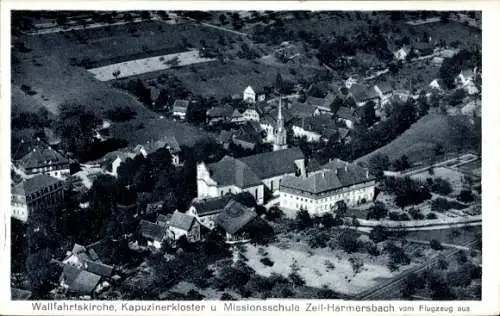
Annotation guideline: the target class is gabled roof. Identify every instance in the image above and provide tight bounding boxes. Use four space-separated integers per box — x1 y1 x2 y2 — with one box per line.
191 192 256 216
17 145 69 170
169 211 197 231
173 100 189 113
336 106 356 121
239 147 304 179
244 86 256 95
83 260 114 277
157 214 171 226
207 156 262 188
232 109 244 118
138 219 165 242
281 159 374 194
215 200 257 234
320 93 336 110
375 81 394 94
350 84 379 102
207 104 233 118
289 102 318 118
61 264 101 295
294 115 337 136
12 174 62 196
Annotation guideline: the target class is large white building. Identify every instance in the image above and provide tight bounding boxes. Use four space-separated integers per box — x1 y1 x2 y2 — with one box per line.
17 145 70 180
196 147 306 204
279 159 376 216
11 174 64 222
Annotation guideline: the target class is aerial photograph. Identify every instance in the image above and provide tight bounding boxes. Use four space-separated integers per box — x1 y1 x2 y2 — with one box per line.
10 10 481 301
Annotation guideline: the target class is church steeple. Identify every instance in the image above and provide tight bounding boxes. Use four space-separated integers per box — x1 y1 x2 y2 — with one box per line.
273 96 288 151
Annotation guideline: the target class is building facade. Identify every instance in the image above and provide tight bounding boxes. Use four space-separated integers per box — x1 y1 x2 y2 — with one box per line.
11 174 64 222
279 159 376 216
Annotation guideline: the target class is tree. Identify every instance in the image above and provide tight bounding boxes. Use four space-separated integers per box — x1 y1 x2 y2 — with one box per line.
112 69 121 79
369 225 389 243
295 209 313 229
338 230 360 253
335 200 348 219
366 201 388 220
402 272 424 298
56 15 67 26
392 155 410 171
368 154 390 179
266 206 284 221
219 13 228 25
457 189 474 203
430 239 443 250
431 178 453 195
320 213 335 228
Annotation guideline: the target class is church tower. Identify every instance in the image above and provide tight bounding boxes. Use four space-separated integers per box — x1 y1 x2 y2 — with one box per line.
273 96 288 151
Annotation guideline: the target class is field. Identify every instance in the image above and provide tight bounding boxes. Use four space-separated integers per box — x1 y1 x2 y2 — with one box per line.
88 50 216 81
356 112 474 166
456 160 481 178
127 58 322 98
403 226 481 246
244 243 396 295
409 167 466 194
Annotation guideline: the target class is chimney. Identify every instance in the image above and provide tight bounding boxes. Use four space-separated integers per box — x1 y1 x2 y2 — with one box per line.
366 169 370 179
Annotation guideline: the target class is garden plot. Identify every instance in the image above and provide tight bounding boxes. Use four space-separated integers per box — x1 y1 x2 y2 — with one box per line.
88 50 216 81
244 244 395 295
410 167 465 193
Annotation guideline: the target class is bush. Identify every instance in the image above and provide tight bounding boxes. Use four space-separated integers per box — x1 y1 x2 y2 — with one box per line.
338 230 360 253
408 208 425 220
431 197 467 213
431 178 453 195
295 209 313 229
399 213 411 221
320 213 335 228
366 201 388 220
430 239 443 250
369 225 389 243
447 270 472 287
437 256 449 270
455 250 468 264
306 229 329 249
457 189 474 203
426 212 438 220
384 176 431 208
266 206 284 221
105 106 137 122
260 257 274 267
388 211 400 221
385 242 410 266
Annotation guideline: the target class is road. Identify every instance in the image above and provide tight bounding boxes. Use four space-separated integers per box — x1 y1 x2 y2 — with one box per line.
182 17 249 37
353 239 478 300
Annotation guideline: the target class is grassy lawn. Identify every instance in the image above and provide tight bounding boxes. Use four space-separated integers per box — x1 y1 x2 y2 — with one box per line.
457 160 481 178
356 112 474 166
403 226 481 246
410 167 466 194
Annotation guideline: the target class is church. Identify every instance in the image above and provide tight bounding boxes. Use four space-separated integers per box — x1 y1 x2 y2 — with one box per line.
196 97 304 204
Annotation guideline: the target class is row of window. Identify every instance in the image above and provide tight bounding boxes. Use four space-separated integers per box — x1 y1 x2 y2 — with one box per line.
29 165 69 173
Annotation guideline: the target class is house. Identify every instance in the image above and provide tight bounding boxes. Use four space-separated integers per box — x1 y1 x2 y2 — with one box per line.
292 115 338 142
242 107 261 122
196 147 306 204
215 200 258 244
133 136 182 166
110 151 136 176
216 130 235 150
16 144 70 179
335 106 358 129
61 243 114 278
231 109 246 124
345 76 359 89
455 69 479 95
373 81 394 104
349 84 380 107
59 264 102 297
206 104 233 125
289 101 321 119
243 86 257 103
187 192 256 229
412 42 434 56
11 174 64 222
279 159 376 216
138 219 167 249
317 93 336 113
394 46 410 61
167 211 201 242
232 122 263 151
429 79 444 91
172 100 189 120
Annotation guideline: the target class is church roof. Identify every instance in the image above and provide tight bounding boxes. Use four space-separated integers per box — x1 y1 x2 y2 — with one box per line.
207 156 262 188
239 147 304 179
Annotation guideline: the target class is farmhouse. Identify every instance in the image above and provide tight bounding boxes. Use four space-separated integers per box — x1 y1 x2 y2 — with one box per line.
206 104 233 125
373 81 394 104
196 147 306 204
17 145 70 179
133 136 183 166
394 46 410 61
279 159 376 216
292 115 338 142
172 99 189 120
11 174 64 222
335 106 358 129
59 264 102 297
349 84 380 107
138 219 168 249
167 211 201 242
187 191 256 229
242 85 266 104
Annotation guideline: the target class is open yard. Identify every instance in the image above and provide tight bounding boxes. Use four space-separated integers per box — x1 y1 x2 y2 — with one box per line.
409 167 466 194
403 226 481 246
244 243 396 295
456 159 481 178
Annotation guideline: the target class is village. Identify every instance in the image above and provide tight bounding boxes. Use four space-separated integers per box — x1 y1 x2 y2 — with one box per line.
10 10 481 301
